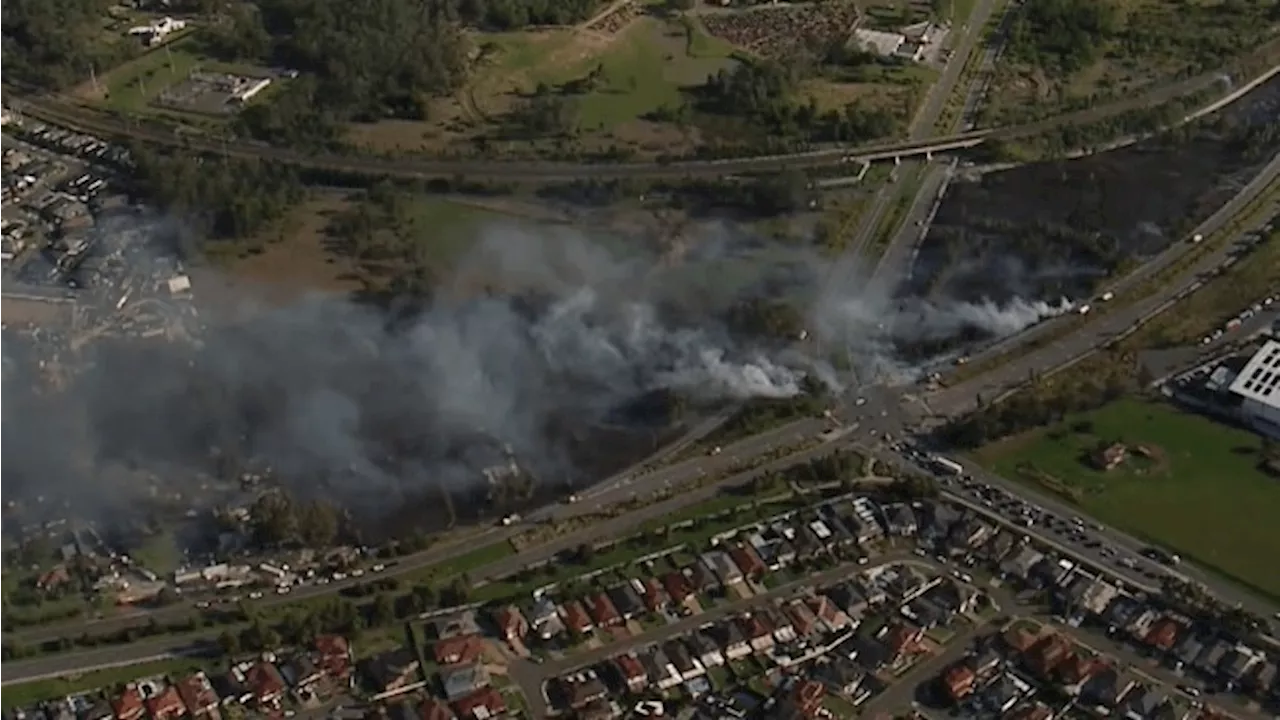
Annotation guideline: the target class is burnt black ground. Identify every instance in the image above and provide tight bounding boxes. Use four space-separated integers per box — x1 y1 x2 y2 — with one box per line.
907 76 1280 306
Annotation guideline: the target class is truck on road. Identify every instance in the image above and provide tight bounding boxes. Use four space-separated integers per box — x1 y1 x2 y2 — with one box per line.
931 456 965 477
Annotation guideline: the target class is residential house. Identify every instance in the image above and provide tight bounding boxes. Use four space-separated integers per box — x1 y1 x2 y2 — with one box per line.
1247 661 1277 697
1028 557 1072 590
807 594 852 632
210 669 253 707
881 504 918 536
685 561 719 595
942 664 977 703
790 523 823 560
714 621 752 661
450 688 505 720
1024 633 1073 678
175 673 220 720
1007 703 1055 720
1143 618 1183 653
491 605 529 647
740 613 776 653
922 579 976 618
884 623 925 664
1173 635 1205 672
607 583 644 621
112 686 146 720
970 645 1004 679
1120 684 1167 720
1000 546 1044 583
1080 580 1120 618
885 566 936 603
441 663 491 703
434 635 485 666
280 654 322 690
807 518 837 548
728 543 768 580
766 606 797 644
1058 652 1104 693
1102 595 1140 631
816 657 867 700
947 517 993 553
919 502 961 546
312 635 352 675
661 571 695 607
560 600 594 636
1058 573 1094 611
1003 626 1040 654
363 650 419 699
663 639 706 681
973 673 1030 715
776 679 825 719
826 581 871 619
246 662 287 708
637 577 669 613
979 532 1017 564
784 598 820 637
614 653 648 693
144 687 186 720
530 595 566 640
1081 666 1136 709
902 597 946 630
560 673 608 710
1193 640 1231 678
587 592 622 628
642 647 682 691
418 698 455 720
846 636 891 673
1125 609 1161 643
687 628 725 668
702 551 744 587
431 610 481 641
1219 647 1259 687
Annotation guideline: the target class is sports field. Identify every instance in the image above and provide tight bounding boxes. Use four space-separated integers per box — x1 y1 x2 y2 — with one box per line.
973 397 1280 599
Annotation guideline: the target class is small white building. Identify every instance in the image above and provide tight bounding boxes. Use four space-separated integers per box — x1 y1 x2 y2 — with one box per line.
853 29 905 57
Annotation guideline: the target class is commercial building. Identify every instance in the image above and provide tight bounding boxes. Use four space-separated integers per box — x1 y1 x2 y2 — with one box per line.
1228 340 1280 438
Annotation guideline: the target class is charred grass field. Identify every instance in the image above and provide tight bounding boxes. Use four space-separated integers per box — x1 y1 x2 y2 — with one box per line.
905 76 1280 308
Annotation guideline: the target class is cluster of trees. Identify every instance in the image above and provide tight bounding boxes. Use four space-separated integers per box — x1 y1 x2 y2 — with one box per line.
2 0 135 89
697 60 899 145
726 296 808 341
712 375 830 444
245 491 349 549
196 0 603 145
131 149 304 251
1007 0 1118 75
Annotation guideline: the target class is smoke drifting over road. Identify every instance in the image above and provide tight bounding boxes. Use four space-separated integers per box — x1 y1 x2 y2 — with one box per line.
2 217 1064 529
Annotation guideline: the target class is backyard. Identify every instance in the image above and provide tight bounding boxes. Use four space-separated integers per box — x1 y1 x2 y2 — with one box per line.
972 398 1280 599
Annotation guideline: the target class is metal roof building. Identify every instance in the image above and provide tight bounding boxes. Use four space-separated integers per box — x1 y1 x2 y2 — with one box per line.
1228 340 1280 438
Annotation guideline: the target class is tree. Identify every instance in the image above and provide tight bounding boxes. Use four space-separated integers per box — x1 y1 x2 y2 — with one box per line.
575 543 595 564
249 491 300 547
298 500 340 547
217 629 241 656
370 593 396 626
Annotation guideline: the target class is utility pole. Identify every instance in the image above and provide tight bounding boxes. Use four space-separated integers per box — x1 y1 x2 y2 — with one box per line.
89 64 101 96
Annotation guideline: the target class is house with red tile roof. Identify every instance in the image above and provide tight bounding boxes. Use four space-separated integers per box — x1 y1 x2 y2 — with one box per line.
314 634 353 684
885 623 925 662
434 635 485 666
587 592 621 628
942 664 976 703
1024 633 1072 678
1057 653 1104 690
491 605 528 647
175 673 220 719
728 543 767 580
614 653 649 693
661 572 694 605
638 577 668 612
739 613 775 654
806 594 852 632
144 686 187 720
560 600 594 635
245 662 286 708
112 686 146 720
1143 618 1182 652
783 599 820 637
778 679 826 718
450 688 506 720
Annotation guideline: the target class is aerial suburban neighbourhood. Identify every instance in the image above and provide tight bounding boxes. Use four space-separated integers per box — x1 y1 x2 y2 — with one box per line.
2 0 1280 719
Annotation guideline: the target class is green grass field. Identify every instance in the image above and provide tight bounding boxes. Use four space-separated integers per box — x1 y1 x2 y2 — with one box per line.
973 398 1280 599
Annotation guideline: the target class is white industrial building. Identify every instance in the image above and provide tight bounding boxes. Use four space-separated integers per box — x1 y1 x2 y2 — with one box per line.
1228 340 1280 438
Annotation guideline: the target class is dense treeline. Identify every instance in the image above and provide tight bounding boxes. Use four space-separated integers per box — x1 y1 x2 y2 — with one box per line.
2 0 134 88
131 148 305 251
1007 0 1118 75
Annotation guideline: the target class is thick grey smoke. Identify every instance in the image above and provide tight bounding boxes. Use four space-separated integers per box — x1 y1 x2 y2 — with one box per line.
1 221 825 528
